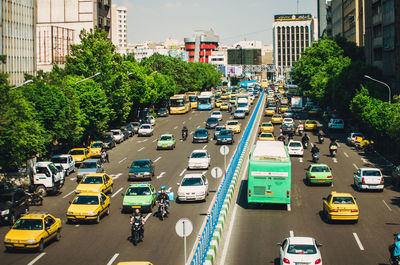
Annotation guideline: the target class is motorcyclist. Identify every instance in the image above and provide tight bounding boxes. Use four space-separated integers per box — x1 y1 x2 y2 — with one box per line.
318 129 325 143
311 144 320 160
157 185 170 214
297 124 304 135
130 209 144 241
182 126 188 140
101 148 109 163
392 234 400 263
277 134 285 144
329 138 338 148
302 133 310 145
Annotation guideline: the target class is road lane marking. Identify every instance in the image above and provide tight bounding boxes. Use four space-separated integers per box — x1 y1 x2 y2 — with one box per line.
111 187 123 198
70 177 76 181
383 200 392 211
174 126 178 129
111 173 123 180
166 187 172 192
106 253 120 265
299 157 303 163
190 131 194 135
144 213 152 223
332 158 338 163
202 145 207 150
118 157 127 164
183 121 186 124
75 225 79 227
353 163 359 170
287 204 291 211
138 147 145 152
361 158 368 163
179 168 187 176
156 172 166 179
62 190 75 199
344 152 349 157
353 233 364 250
152 139 157 143
143 139 148 142
189 117 192 120
202 171 207 175
197 125 200 129
289 230 294 237
28 253 46 265
337 143 341 147
154 156 162 162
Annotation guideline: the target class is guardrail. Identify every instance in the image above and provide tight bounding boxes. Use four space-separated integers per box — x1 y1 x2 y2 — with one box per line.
189 91 265 265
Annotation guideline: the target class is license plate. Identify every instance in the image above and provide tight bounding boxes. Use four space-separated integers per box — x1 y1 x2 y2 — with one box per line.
265 191 274 195
14 244 24 247
318 180 325 182
163 146 167 148
76 215 85 219
132 206 141 208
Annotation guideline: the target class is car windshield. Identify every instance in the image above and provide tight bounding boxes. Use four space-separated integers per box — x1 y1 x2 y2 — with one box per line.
112 131 120 135
262 123 271 127
132 161 150 168
287 244 317 255
207 118 218 123
182 177 203 186
126 187 151 196
91 143 103 148
363 170 381 176
212 112 221 115
13 219 43 230
289 142 302 147
0 194 13 206
141 125 151 129
132 122 140 127
235 110 245 113
51 157 67 164
72 195 99 205
307 121 316 124
160 135 172 141
227 121 238 125
69 150 84 155
36 167 48 174
215 126 225 132
195 130 208 136
332 196 355 204
191 152 207 158
80 162 97 169
159 108 167 112
273 115 281 118
220 130 232 136
81 176 103 184
103 136 113 142
261 133 273 138
311 166 330 172
238 103 247 107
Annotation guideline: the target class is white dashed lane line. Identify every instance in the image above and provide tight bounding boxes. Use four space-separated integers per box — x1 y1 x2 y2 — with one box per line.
353 163 359 170
106 253 120 265
111 187 123 198
152 139 157 143
202 145 207 150
189 117 192 120
174 126 178 129
118 157 127 164
332 158 338 163
27 253 46 265
156 172 166 179
382 200 392 211
138 147 145 152
353 233 365 250
154 156 162 162
299 157 303 163
179 168 187 176
197 125 201 129
190 131 194 135
62 190 76 199
344 152 349 158
111 173 123 180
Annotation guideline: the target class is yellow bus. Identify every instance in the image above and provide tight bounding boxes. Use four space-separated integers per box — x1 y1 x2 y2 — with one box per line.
261 79 269 88
186 92 199 109
169 94 191 114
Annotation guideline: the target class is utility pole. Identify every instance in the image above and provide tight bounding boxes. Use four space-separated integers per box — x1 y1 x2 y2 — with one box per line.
297 0 299 13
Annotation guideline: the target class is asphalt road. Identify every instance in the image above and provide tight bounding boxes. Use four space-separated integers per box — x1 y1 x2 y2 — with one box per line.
217 106 399 265
0 98 260 265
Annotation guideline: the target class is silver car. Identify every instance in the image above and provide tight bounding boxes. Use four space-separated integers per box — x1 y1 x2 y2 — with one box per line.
233 109 246 119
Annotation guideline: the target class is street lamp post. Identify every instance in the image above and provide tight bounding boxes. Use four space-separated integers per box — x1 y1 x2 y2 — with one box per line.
75 72 101 84
11 80 33 90
364 75 391 104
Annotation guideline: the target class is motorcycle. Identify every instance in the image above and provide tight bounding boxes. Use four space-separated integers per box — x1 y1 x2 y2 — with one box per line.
318 134 324 144
182 131 188 141
298 127 304 136
101 152 109 163
302 140 309 149
312 152 319 163
391 234 400 265
157 200 168 221
131 220 143 245
27 192 43 206
329 145 338 157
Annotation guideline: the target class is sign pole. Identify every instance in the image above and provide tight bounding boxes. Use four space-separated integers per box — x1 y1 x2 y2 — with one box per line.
183 221 186 265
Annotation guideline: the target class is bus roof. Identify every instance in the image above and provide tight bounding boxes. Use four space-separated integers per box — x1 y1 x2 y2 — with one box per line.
170 94 186 99
252 141 289 161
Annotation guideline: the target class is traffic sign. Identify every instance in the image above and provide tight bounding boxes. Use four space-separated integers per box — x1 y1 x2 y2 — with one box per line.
220 145 229 156
211 167 223 179
175 218 193 237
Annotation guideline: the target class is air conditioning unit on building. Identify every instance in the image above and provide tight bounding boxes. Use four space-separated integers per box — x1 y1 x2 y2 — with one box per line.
105 18 111 27
98 17 104 26
104 0 110 7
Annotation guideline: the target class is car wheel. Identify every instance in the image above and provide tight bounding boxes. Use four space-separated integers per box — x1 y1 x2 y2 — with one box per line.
10 213 17 225
95 215 100 224
55 230 61 241
106 207 110 216
38 240 44 252
36 185 47 197
109 185 113 194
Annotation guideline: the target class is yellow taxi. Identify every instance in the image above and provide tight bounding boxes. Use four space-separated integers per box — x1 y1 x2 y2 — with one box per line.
279 104 289 112
249 97 254 104
220 102 229 111
75 173 114 194
322 191 359 223
88 141 104 158
68 148 89 165
4 213 62 252
221 94 229 100
258 133 275 141
305 120 318 131
225 120 241 133
215 100 223 108
67 192 111 224
271 114 283 124
260 122 274 133
267 97 275 104
265 107 275 116
117 262 153 265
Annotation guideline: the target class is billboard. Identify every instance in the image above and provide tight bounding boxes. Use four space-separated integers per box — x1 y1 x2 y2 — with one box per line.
226 66 243 76
274 14 312 21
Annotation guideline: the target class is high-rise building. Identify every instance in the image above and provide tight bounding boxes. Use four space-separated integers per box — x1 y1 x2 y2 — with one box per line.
0 0 37 85
317 0 333 38
111 5 127 54
227 41 262 65
37 0 111 44
184 29 219 63
272 14 314 79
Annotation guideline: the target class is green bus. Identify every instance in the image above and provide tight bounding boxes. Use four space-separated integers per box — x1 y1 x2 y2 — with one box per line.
247 141 291 207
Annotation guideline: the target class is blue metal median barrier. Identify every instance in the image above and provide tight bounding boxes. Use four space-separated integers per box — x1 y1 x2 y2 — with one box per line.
190 91 264 265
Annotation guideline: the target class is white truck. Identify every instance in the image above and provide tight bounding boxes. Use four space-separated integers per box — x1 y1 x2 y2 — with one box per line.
291 96 303 112
32 161 65 196
236 94 250 115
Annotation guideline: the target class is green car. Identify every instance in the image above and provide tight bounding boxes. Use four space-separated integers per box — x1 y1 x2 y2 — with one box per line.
122 184 157 213
157 134 176 150
305 164 333 185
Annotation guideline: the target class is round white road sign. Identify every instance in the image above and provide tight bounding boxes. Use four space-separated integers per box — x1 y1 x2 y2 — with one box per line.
211 167 223 179
175 218 193 238
220 145 229 156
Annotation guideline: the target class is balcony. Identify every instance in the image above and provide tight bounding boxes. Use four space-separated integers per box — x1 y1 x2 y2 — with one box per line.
104 0 110 6
373 37 383 48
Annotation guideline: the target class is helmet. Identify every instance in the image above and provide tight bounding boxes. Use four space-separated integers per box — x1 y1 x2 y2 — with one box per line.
397 234 400 241
161 185 166 190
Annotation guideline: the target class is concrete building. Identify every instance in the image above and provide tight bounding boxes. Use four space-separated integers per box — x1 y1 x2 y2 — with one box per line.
318 0 333 38
365 0 399 93
0 0 37 85
126 42 188 62
110 5 127 54
184 29 219 63
37 0 111 44
209 50 227 66
331 0 343 36
227 43 262 65
272 14 314 80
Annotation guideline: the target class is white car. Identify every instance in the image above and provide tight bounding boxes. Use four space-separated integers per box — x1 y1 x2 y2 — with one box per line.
279 236 323 265
353 168 384 191
188 150 211 170
328 118 344 130
111 129 124 143
148 116 156 126
211 111 223 121
51 154 75 176
287 141 304 156
282 118 294 125
138 124 154 137
177 174 209 202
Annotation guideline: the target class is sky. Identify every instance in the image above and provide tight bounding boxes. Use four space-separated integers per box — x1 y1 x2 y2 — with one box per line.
113 0 317 46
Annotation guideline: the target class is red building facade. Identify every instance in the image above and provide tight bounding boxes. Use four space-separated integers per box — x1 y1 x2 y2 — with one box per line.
184 30 219 63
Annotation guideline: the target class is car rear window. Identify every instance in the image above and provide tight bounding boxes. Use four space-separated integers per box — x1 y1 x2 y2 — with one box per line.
332 196 355 204
287 244 317 255
362 170 381 176
289 142 302 147
311 166 330 172
126 187 151 196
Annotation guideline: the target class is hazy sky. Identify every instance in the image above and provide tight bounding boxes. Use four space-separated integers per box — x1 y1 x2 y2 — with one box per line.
113 0 317 46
